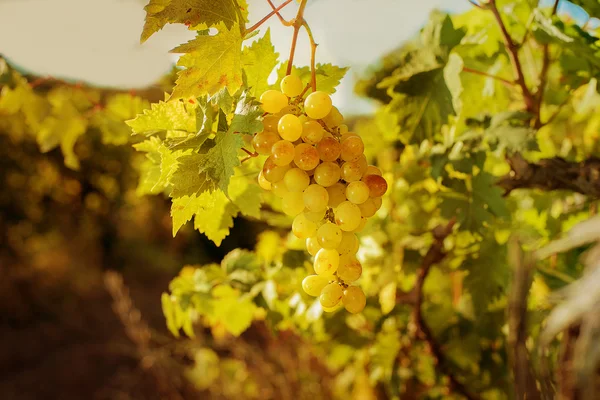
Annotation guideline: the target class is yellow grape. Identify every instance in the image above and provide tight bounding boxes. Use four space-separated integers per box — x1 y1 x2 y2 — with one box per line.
314 248 339 276
322 303 343 312
345 181 370 204
302 274 329 297
342 286 366 314
337 255 362 283
271 140 295 166
262 156 290 182
304 91 333 119
319 282 343 308
276 105 300 118
365 165 382 176
341 160 367 182
340 132 359 142
340 135 364 162
362 174 388 197
252 131 280 155
284 168 310 192
306 236 322 256
316 137 341 162
314 162 341 187
357 196 380 217
322 106 343 128
317 222 343 249
258 170 272 190
281 75 304 97
278 114 303 142
294 143 320 171
292 213 317 239
334 201 362 232
282 192 305 216
336 124 349 135
260 90 288 114
337 232 359 255
326 183 347 208
301 120 325 144
303 184 329 212
262 115 280 132
272 180 288 198
305 209 325 224
352 216 367 233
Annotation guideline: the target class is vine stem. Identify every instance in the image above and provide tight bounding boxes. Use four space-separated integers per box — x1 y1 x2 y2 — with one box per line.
246 0 294 35
462 67 515 87
286 0 309 75
266 0 294 26
302 21 318 91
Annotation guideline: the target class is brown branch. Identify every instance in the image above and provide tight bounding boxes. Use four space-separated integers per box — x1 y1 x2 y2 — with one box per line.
302 21 318 92
497 154 600 198
462 66 516 87
246 0 294 35
266 0 294 26
410 220 480 400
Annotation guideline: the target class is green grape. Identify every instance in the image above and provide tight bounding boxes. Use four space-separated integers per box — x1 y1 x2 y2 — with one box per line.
337 232 359 255
322 106 343 128
345 181 370 204
334 201 362 232
262 115 280 132
252 131 280 155
281 74 304 97
262 156 290 182
260 90 288 114
342 286 366 314
304 91 333 119
319 282 343 308
314 248 339 276
314 162 341 187
362 174 388 197
340 135 364 162
326 182 347 208
258 170 272 190
305 208 326 222
365 165 382 176
294 143 320 171
337 255 362 283
302 274 329 297
303 184 329 212
301 120 325 144
317 222 343 249
352 216 367 233
357 196 379 217
341 159 367 182
278 114 303 142
292 213 317 239
306 236 322 256
271 140 295 166
316 137 341 162
272 180 288 198
282 192 305 216
284 168 310 192
337 124 349 135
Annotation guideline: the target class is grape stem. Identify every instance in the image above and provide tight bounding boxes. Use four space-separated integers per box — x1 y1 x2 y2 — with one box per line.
241 147 259 163
462 67 515 87
302 21 318 92
286 0 309 75
246 0 294 35
265 0 294 26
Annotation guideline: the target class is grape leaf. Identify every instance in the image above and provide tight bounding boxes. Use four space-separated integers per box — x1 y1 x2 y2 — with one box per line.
229 173 262 218
210 284 256 336
210 88 234 115
275 63 349 94
134 137 182 194
170 24 243 99
242 29 279 97
141 0 241 43
196 131 244 194
228 91 263 134
169 152 216 198
93 94 149 145
127 100 196 135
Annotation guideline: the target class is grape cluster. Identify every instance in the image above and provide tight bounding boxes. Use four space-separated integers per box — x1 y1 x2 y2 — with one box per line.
254 75 388 314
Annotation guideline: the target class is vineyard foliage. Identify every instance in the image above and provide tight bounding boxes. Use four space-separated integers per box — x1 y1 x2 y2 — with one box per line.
3 0 600 398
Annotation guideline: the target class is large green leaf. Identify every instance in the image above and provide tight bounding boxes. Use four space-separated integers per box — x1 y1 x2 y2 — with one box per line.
242 29 279 97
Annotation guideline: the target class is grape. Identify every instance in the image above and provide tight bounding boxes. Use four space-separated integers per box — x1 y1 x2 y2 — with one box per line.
281 75 304 97
342 286 366 314
292 213 317 239
345 181 370 204
314 248 339 276
322 303 343 312
278 114 303 142
301 120 324 144
334 201 362 231
272 180 288 198
303 184 329 212
336 124 349 135
362 174 388 197
372 196 383 210
322 106 343 128
341 160 366 182
304 91 333 119
276 105 300 118
365 165 382 176
294 143 320 171
357 196 379 217
263 156 290 182
352 216 367 233
305 208 326 222
340 136 364 162
252 131 280 155
282 192 305 216
337 232 359 255
314 162 341 187
284 168 310 192
258 170 272 190
260 90 288 114
317 223 343 249
316 137 341 162
302 274 329 297
340 132 359 142
271 140 295 166
306 236 322 256
326 182 347 208
319 282 343 308
337 255 362 283
262 115 280 132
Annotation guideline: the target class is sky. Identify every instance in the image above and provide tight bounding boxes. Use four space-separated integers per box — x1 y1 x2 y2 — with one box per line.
0 0 470 114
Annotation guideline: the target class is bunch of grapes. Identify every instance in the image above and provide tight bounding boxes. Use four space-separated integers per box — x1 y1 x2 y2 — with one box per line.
253 75 388 314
